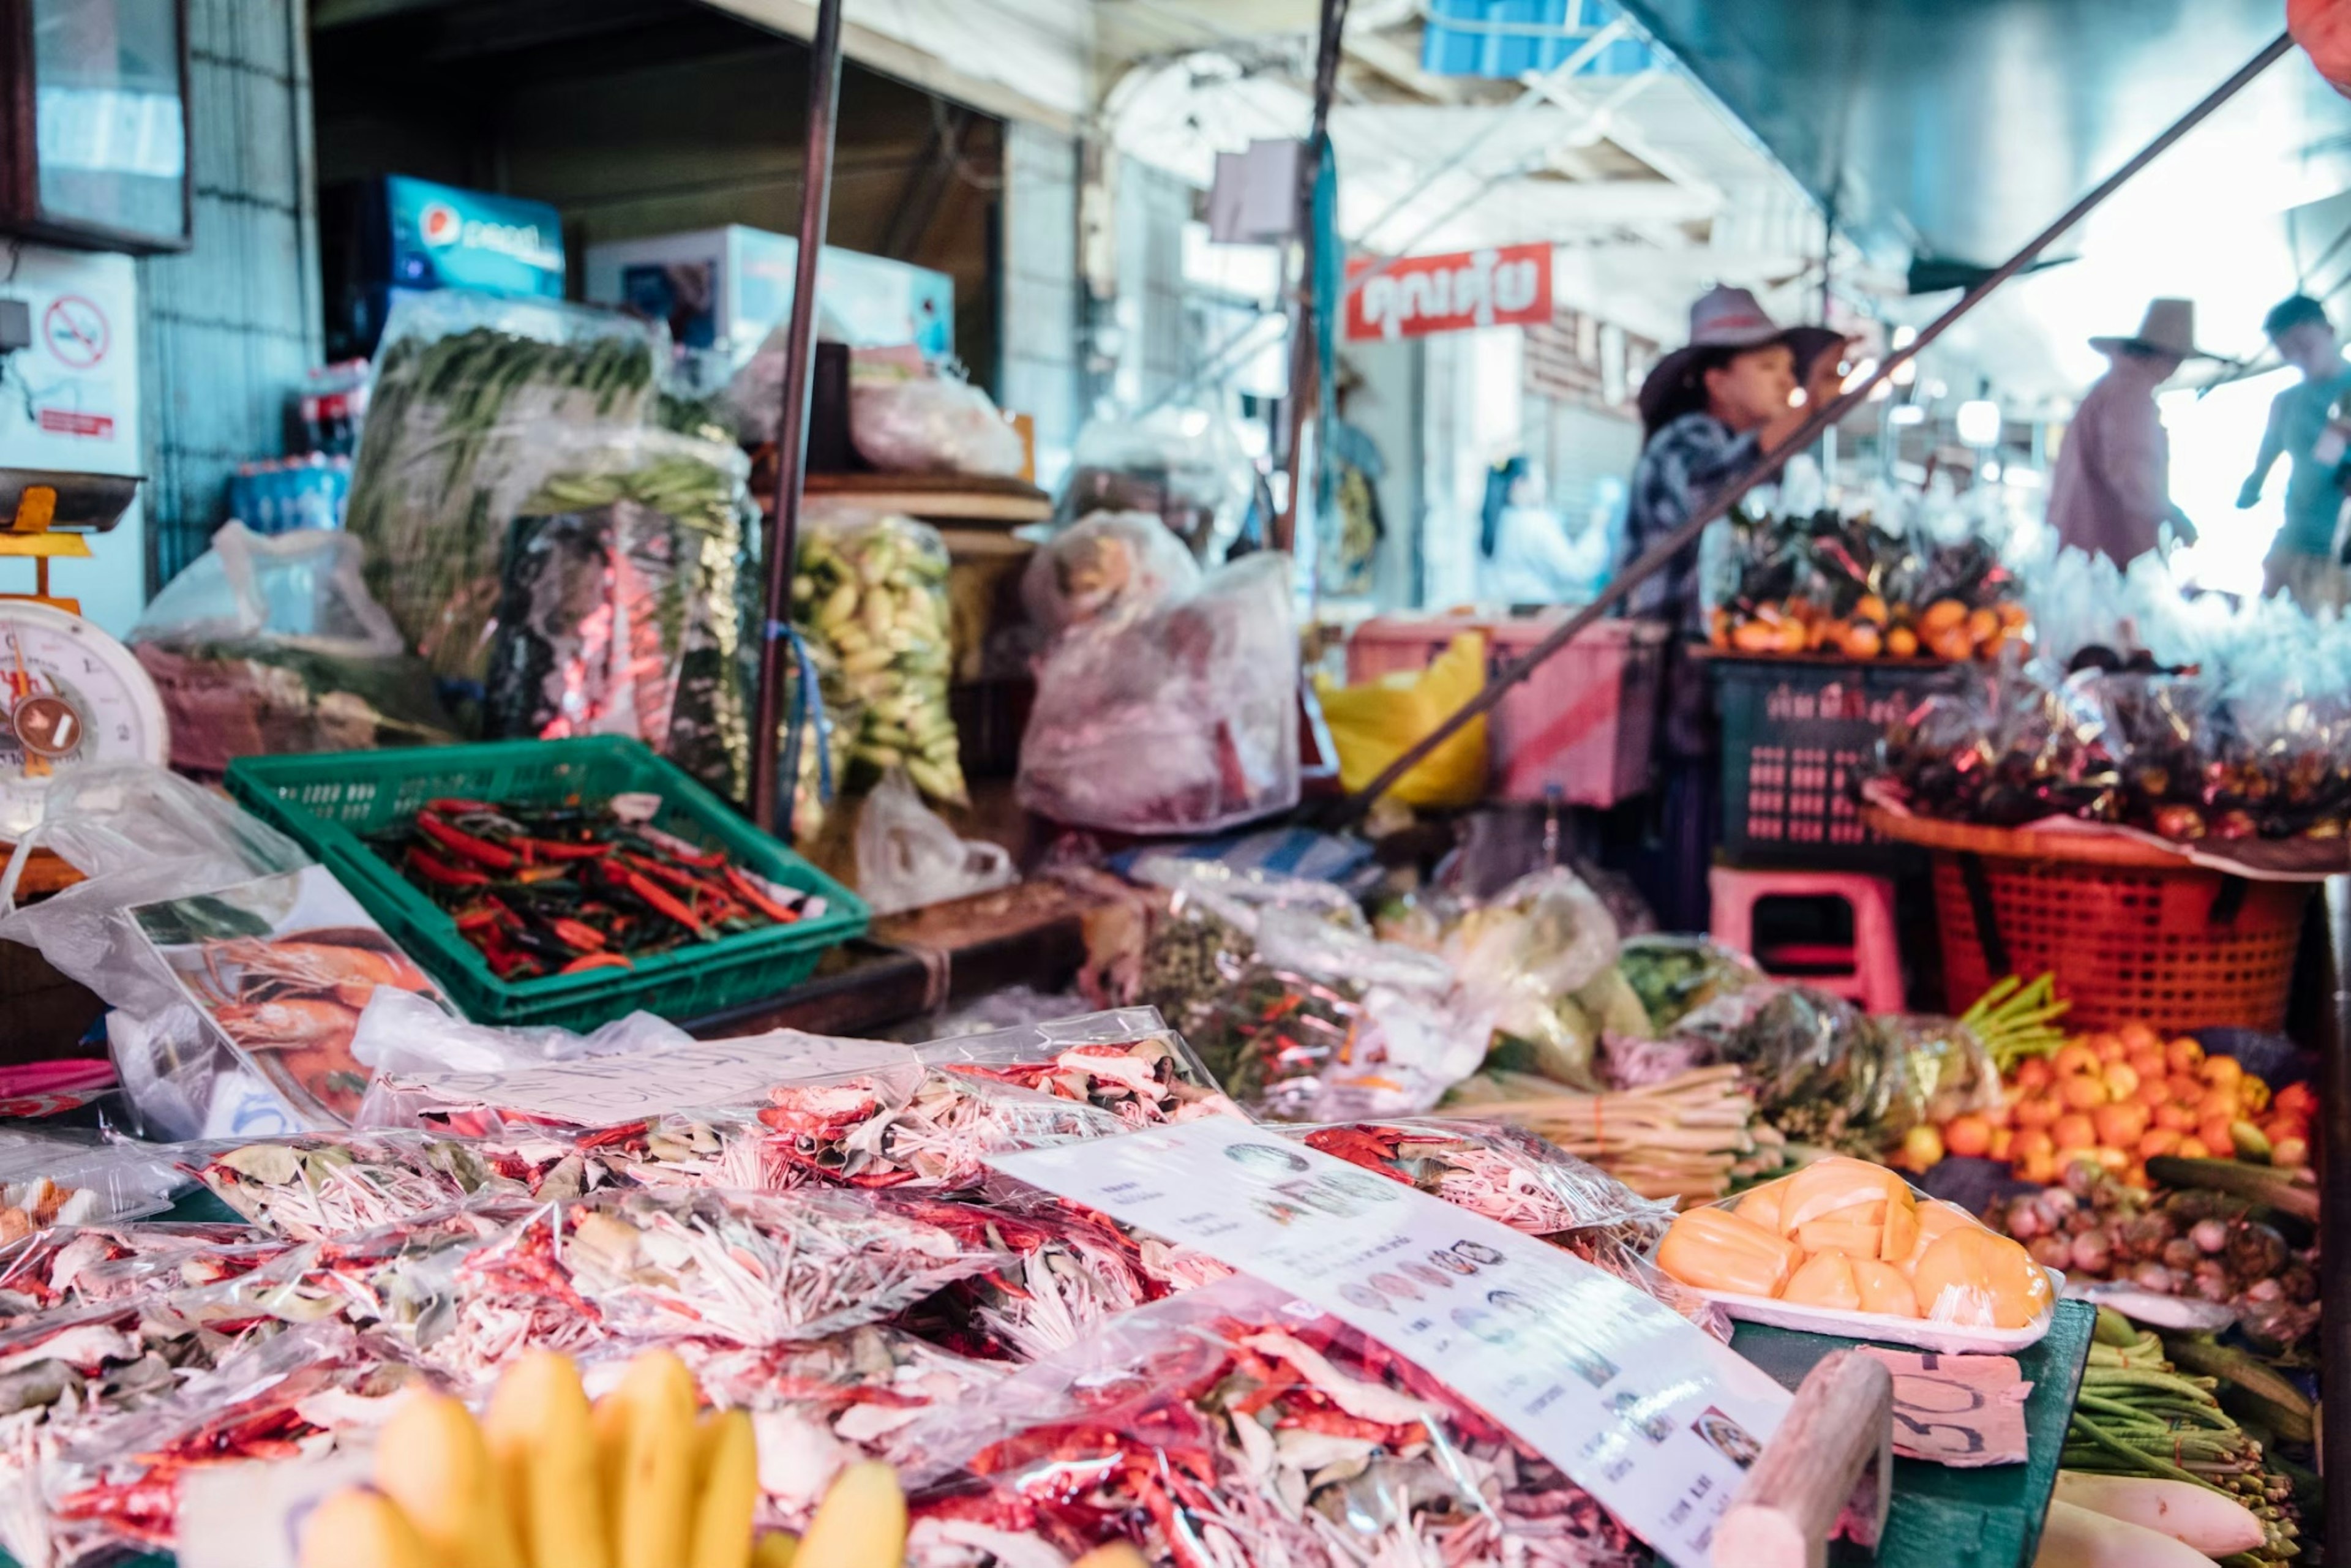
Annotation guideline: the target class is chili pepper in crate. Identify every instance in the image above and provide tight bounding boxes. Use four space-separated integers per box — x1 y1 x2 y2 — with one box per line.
407 847 492 891
415 812 519 871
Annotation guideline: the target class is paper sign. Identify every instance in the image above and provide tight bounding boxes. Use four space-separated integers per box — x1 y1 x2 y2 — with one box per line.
178 1449 371 1568
381 1032 918 1128
1860 1348 2032 1467
991 1117 1790 1567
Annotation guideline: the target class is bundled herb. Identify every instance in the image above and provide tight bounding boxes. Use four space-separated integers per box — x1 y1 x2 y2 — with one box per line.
345 295 661 685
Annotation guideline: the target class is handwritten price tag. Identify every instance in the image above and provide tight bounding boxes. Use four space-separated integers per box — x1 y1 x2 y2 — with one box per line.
1859 1348 2031 1468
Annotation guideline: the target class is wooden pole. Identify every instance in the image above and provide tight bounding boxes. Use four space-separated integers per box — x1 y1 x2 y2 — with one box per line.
1272 0 1351 555
749 0 846 835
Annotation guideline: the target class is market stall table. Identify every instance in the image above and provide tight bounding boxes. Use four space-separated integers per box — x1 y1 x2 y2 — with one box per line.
1733 1300 2096 1568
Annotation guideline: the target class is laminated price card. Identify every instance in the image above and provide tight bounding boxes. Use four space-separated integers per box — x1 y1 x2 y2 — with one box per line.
992 1117 1791 1567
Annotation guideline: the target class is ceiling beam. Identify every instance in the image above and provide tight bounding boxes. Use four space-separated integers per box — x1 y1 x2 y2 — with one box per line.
696 0 1083 130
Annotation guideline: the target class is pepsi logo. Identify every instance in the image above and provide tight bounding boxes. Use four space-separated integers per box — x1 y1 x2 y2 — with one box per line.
419 202 462 247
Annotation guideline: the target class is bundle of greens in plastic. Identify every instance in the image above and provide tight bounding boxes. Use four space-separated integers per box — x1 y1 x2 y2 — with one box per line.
345 293 662 685
1444 868 1627 1093
1018 553 1299 834
483 429 758 802
794 508 966 805
129 523 458 775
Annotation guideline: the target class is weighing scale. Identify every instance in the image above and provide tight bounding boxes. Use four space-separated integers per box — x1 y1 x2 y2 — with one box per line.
0 468 169 845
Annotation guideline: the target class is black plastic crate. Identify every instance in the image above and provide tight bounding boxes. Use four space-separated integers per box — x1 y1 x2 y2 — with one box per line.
1712 655 1963 868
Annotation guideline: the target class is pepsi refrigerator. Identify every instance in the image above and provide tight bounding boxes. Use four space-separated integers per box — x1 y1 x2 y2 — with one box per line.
322 174 567 360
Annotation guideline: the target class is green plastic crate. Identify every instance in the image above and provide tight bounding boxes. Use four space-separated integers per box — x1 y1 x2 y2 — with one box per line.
225 738 867 1032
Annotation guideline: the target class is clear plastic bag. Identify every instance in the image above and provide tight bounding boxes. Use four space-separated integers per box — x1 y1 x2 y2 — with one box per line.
1055 403 1259 563
0 1133 187 1231
1445 868 1624 1092
901 1274 1651 1568
345 291 665 683
795 508 966 805
1019 511 1201 639
129 523 459 775
849 364 1024 478
1289 1119 1671 1242
1018 552 1300 834
179 1130 526 1240
1614 934 1768 1033
0 1223 290 1326
881 1194 1155 1362
484 428 759 801
855 768 1017 917
0 765 313 1140
913 1006 1239 1127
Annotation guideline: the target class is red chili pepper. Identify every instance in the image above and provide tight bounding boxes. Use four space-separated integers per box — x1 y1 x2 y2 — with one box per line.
426 797 497 815
416 812 517 871
454 906 503 933
724 864 802 925
514 837 612 862
408 846 492 889
513 865 571 885
559 953 634 975
603 861 705 934
549 917 607 953
620 852 705 892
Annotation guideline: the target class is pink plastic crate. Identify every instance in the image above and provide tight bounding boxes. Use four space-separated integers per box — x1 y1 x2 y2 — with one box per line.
1344 612 1669 806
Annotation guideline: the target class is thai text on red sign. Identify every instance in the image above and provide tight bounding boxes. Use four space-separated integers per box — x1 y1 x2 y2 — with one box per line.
1345 243 1553 340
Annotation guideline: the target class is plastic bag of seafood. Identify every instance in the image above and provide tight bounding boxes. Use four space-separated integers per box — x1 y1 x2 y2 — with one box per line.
1284 1119 1670 1243
877 1195 1161 1363
179 1130 530 1240
0 1225 293 1329
898 1273 1652 1568
912 1007 1243 1127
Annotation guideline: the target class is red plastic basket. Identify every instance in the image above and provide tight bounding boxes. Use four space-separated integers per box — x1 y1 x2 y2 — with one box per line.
1922 846 2312 1035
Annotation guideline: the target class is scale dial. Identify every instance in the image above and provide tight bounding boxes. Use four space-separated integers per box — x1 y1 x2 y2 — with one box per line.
0 601 170 839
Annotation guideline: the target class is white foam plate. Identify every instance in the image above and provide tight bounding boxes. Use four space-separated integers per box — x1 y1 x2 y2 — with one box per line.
1693 1266 2066 1354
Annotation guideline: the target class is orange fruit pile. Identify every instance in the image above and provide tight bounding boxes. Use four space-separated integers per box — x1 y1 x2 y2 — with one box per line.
1711 594 2027 662
1934 1022 2306 1190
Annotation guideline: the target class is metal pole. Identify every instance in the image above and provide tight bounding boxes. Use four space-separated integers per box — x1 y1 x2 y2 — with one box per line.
1325 29 2296 822
1273 0 1352 554
2324 874 2351 1567
749 0 846 836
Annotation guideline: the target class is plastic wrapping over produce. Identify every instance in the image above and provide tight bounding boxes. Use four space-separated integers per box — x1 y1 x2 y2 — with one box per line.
795 508 966 805
1183 909 1498 1121
900 1273 1651 1568
1018 511 1201 639
1676 988 2001 1152
351 986 693 1094
1054 403 1259 564
0 1224 289 1327
913 1007 1240 1128
883 1195 1158 1363
483 429 759 801
181 1130 525 1240
849 366 1025 478
1445 869 1624 1093
1613 935 1766 1033
1288 1119 1670 1243
129 524 458 775
0 765 313 1141
855 768 1017 917
1018 552 1300 835
345 292 663 684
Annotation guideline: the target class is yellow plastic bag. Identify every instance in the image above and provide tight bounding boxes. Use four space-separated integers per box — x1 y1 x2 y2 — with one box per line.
1315 632 1489 808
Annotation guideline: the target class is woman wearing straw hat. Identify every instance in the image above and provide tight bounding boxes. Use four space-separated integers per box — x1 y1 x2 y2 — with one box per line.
2047 298 2213 566
1616 285 1848 932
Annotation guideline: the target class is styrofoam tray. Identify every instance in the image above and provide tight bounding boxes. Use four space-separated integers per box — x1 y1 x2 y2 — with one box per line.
1693 1266 2066 1354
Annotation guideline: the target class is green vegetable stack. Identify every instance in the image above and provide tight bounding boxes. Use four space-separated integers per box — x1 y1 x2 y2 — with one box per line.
347 299 660 685
2065 1307 2304 1566
793 512 965 805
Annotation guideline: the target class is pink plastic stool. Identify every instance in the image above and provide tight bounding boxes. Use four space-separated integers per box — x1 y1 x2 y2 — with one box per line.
1709 866 1904 1013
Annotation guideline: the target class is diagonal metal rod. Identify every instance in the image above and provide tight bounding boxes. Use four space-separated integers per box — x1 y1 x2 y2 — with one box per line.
1324 28 2296 825
750 0 846 836
1273 0 1352 554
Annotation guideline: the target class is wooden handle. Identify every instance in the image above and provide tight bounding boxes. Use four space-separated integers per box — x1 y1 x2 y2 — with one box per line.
1711 1349 1894 1568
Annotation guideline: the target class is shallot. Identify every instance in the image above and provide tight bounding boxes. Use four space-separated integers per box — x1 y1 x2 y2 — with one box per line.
2130 1261 2177 1294
2069 1232 2112 1275
2189 1218 2230 1255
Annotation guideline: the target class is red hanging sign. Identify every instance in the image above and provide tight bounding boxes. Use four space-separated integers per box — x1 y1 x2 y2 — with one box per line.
1344 243 1553 341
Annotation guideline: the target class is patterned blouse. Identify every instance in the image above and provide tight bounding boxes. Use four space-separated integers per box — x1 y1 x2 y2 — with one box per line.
1620 411 1761 635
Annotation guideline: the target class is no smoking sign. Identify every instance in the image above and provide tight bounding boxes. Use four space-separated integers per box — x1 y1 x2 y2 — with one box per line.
42 296 108 369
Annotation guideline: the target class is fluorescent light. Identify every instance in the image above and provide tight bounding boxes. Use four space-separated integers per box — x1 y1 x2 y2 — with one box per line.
1891 325 1919 348
1889 404 1927 426
1842 358 1880 394
1955 398 2003 448
1981 459 2003 482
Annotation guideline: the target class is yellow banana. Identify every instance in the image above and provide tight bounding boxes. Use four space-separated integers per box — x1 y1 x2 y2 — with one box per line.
373 1390 525 1568
792 1462 906 1568
751 1534 800 1568
1071 1548 1150 1568
686 1409 759 1568
299 1486 438 1568
484 1349 610 1568
605 1349 699 1568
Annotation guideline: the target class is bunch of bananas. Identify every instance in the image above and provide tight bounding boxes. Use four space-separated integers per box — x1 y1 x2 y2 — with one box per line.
795 517 965 806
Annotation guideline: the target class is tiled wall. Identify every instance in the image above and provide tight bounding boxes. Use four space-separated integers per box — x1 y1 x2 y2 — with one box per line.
138 0 321 589
999 121 1082 489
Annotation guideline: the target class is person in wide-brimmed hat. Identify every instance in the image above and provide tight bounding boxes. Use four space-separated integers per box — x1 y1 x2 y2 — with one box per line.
1616 285 1848 932
2047 298 2214 566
